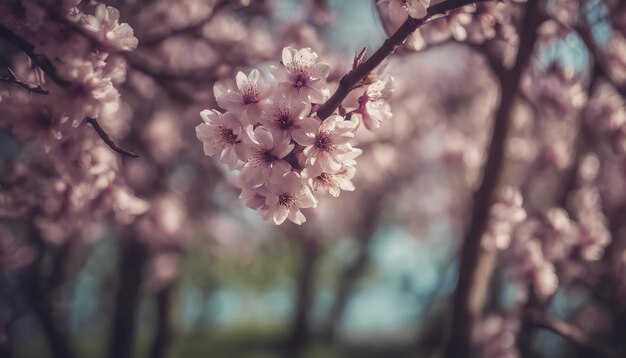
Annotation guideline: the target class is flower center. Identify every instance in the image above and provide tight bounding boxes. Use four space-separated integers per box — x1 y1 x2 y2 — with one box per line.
242 83 260 104
219 127 238 144
315 172 336 188
294 75 306 88
278 192 296 207
314 132 332 151
259 150 278 164
277 115 291 129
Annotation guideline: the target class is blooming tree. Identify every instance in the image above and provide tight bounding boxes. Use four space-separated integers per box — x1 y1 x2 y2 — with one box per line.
0 0 626 358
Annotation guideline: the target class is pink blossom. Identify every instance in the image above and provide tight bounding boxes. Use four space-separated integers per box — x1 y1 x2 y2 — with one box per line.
239 126 294 187
303 148 362 197
291 116 357 172
344 77 393 131
239 186 270 217
80 4 138 51
270 47 330 103
195 109 245 169
265 172 317 225
57 59 120 123
261 96 311 137
382 0 430 24
214 69 272 125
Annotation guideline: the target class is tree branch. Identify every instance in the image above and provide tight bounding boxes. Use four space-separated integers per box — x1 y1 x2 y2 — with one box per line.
0 59 49 94
447 0 541 356
316 0 493 119
527 309 619 358
0 25 139 157
85 118 139 158
0 25 71 88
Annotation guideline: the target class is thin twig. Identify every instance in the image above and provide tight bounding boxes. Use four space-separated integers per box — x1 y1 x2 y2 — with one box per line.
316 0 493 119
85 118 139 158
0 25 139 157
0 25 71 88
528 309 619 358
0 59 49 94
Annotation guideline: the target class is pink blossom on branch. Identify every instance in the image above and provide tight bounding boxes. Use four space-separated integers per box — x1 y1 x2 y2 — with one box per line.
195 109 245 169
381 0 431 24
80 4 138 51
270 47 330 103
214 69 272 125
343 77 393 131
265 172 317 225
239 126 294 187
195 47 374 225
291 116 358 173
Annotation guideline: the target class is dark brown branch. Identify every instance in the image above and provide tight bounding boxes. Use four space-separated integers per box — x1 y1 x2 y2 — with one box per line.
85 118 139 158
316 0 493 119
447 0 541 356
0 25 139 157
0 60 49 94
527 309 619 358
0 25 71 88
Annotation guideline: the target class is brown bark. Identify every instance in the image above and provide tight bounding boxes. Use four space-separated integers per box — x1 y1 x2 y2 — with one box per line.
108 236 148 358
149 284 176 358
446 1 541 356
284 235 320 358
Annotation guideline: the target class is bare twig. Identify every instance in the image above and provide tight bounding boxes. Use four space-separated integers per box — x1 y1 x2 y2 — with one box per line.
0 25 71 88
316 0 493 119
85 118 139 158
0 59 49 94
528 309 619 358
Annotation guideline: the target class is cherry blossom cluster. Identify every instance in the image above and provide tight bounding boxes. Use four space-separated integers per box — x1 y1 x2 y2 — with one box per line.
510 199 611 301
378 0 522 62
196 47 393 225
0 0 137 146
0 1 146 246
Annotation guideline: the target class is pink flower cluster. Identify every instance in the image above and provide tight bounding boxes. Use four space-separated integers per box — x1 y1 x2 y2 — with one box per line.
197 47 393 225
511 201 611 301
0 0 137 140
0 1 146 245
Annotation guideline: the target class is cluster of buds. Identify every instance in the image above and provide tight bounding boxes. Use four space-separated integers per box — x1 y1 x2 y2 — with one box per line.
196 47 393 225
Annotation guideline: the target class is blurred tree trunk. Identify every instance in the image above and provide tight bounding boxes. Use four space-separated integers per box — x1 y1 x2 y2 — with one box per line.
20 232 76 358
108 236 148 358
447 0 540 356
0 326 13 358
323 191 387 342
149 283 175 358
285 235 320 358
